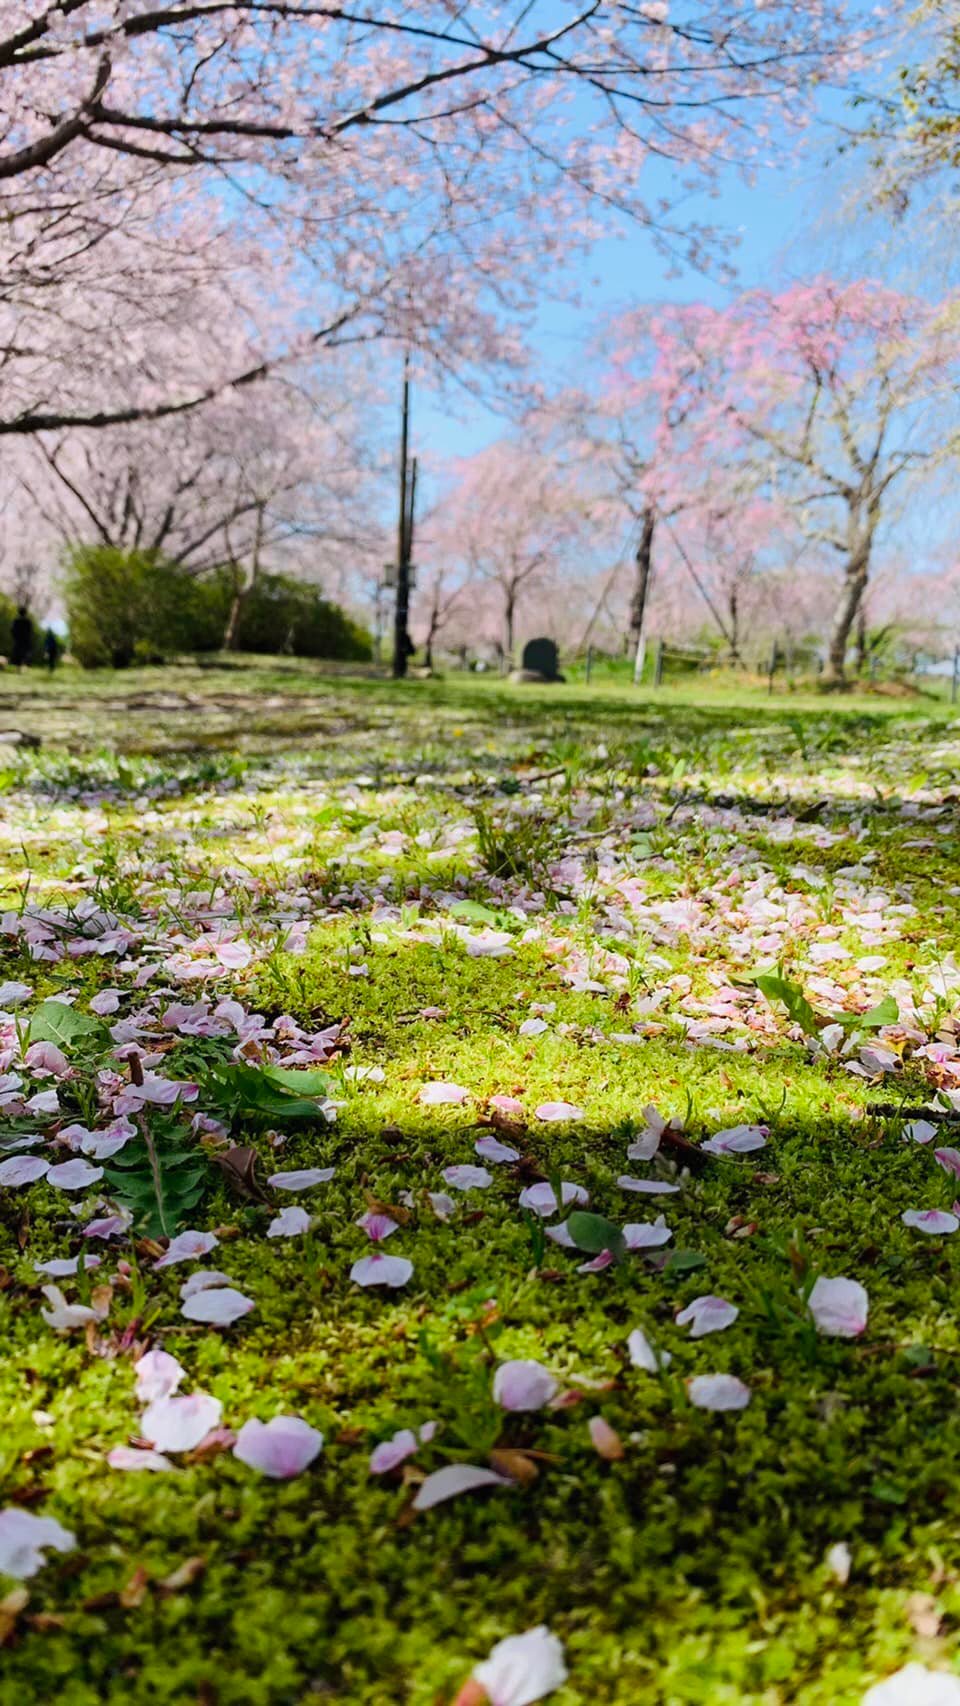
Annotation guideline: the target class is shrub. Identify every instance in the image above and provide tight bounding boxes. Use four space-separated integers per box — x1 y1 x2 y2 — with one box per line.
227 571 373 661
0 591 16 662
63 546 223 667
64 548 371 667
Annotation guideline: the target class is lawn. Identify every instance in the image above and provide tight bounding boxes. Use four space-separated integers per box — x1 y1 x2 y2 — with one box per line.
1 661 959 1705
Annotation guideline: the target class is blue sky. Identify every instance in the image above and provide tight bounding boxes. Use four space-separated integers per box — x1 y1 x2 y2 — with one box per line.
413 137 839 464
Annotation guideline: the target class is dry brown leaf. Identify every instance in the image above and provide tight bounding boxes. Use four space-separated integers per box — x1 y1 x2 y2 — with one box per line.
906 1592 941 1638
119 1566 150 1609
158 1556 207 1595
0 1587 28 1646
488 1448 539 1486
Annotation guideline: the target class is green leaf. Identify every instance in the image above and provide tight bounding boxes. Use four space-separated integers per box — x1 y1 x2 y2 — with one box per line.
28 999 104 1048
260 1064 330 1096
664 1249 708 1274
206 1062 328 1122
870 1477 908 1506
829 994 900 1031
447 900 502 925
104 1122 207 1238
754 973 822 1038
567 1210 627 1264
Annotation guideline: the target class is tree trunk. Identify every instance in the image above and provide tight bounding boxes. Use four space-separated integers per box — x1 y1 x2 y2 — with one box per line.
628 507 655 652
825 546 870 685
855 604 867 676
504 588 516 662
222 570 244 651
728 583 740 664
222 499 265 651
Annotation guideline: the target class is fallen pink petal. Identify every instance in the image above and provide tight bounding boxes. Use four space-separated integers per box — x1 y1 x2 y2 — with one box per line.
412 1464 511 1511
808 1276 869 1337
233 1416 323 1478
180 1287 255 1325
141 1392 223 1452
902 1209 960 1235
350 1253 414 1288
492 1360 558 1411
675 1295 739 1338
471 1624 568 1705
688 1374 751 1412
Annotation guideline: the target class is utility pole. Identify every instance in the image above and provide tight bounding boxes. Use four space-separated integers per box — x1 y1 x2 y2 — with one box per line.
392 356 414 679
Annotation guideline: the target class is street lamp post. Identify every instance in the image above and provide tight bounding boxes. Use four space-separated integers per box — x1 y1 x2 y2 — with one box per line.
391 357 417 679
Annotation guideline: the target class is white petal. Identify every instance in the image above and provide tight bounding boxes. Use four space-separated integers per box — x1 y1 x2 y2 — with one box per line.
412 1463 510 1510
180 1287 254 1325
141 1392 222 1452
472 1625 569 1706
233 1416 323 1479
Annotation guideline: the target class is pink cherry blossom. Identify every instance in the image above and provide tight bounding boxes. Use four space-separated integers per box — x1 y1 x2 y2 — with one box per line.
492 1360 558 1411
180 1286 255 1324
0 1508 75 1579
862 1664 960 1705
475 1135 520 1163
141 1392 223 1452
934 1148 960 1179
534 1101 584 1122
627 1328 671 1372
24 1041 70 1077
419 1081 470 1105
268 1206 312 1238
40 1285 108 1332
82 1213 130 1239
623 1221 672 1250
90 989 122 1016
489 1096 524 1116
45 1159 103 1191
154 1229 219 1269
356 1212 399 1242
807 1276 869 1337
0 982 31 1007
688 1374 751 1412
701 1124 767 1157
442 1164 493 1190
369 1429 419 1474
617 1176 681 1195
267 1168 335 1190
107 1446 174 1472
675 1296 739 1338
412 1463 510 1511
25 1089 60 1116
134 1349 185 1404
905 1120 939 1145
518 1181 588 1218
471 1625 568 1705
350 1253 413 1288
35 1255 100 1277
902 1209 960 1235
0 1154 49 1188
233 1416 323 1479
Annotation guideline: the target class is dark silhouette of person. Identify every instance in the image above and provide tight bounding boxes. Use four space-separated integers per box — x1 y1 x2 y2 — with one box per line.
42 628 59 673
11 605 33 670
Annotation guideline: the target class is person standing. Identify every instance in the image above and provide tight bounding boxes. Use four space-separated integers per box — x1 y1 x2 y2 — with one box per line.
42 628 59 673
11 605 33 671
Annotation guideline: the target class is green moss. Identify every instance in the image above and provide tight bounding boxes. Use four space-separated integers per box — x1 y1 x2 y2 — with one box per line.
1 668 960 1702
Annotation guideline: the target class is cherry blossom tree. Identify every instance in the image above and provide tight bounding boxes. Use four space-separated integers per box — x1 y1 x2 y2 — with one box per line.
424 440 595 661
607 281 960 682
0 2 875 433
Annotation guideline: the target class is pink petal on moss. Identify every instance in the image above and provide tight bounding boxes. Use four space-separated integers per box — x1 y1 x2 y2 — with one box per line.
412 1463 510 1511
233 1416 323 1479
180 1287 254 1325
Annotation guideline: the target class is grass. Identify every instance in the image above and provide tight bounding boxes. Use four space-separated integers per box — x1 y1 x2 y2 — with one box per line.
1 660 960 1703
